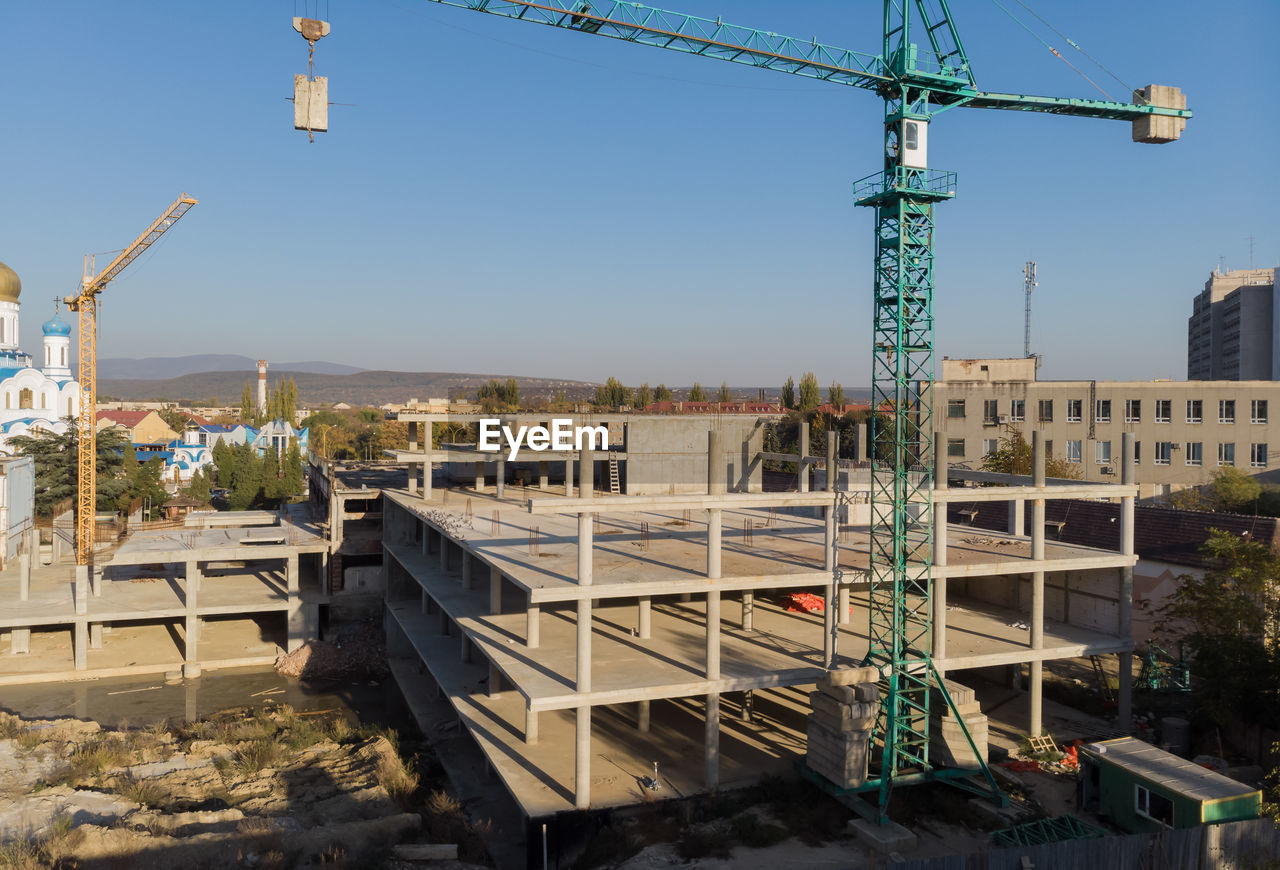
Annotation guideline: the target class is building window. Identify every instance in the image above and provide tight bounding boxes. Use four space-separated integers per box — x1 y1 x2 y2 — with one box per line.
1125 399 1141 423
983 399 999 425
1186 442 1202 466
1252 399 1268 424
1045 440 1053 458
40 393 46 409
1134 441 1141 464
1186 399 1202 424
1038 399 1053 423
947 438 965 458
1155 399 1171 423
982 438 999 456
1135 785 1175 828
1252 444 1268 468
1155 442 1172 465
1010 399 1025 422
1096 440 1112 464
1218 443 1235 466
18 388 32 410
1066 440 1082 463
1066 399 1082 423
1219 400 1235 424
1096 399 1112 423
947 399 966 419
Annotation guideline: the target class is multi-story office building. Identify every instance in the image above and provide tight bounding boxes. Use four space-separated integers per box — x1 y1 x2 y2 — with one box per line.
1187 267 1278 380
935 358 1277 498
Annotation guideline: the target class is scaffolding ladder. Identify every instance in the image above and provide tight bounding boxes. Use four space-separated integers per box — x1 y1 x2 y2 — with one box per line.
608 452 621 495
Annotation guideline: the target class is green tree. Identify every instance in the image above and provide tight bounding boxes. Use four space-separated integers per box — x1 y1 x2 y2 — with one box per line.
979 427 1079 479
636 383 652 409
125 457 168 518
10 421 131 516
594 377 632 409
828 382 845 408
281 442 305 499
798 372 821 413
654 384 673 402
781 377 795 410
717 382 732 403
182 467 212 504
1158 529 1280 725
689 383 706 402
240 384 255 424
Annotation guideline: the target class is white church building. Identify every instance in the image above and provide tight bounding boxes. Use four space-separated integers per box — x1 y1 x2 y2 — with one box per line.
0 259 81 452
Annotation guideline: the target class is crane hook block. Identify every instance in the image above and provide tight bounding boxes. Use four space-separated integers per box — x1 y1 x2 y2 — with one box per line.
1132 85 1187 144
292 17 330 44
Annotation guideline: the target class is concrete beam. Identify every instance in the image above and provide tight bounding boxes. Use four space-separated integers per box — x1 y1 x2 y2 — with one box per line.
528 490 839 515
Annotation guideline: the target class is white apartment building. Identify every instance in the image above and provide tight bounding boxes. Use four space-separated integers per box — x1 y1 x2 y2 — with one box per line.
934 358 1277 499
1187 267 1278 381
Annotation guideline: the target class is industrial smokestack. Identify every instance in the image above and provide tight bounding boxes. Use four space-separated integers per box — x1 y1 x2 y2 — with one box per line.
257 360 268 413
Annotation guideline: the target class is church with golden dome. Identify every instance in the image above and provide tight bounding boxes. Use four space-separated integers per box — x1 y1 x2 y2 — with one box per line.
0 259 81 452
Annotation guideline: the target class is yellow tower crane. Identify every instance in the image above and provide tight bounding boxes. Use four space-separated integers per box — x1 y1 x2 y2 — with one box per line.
65 193 197 567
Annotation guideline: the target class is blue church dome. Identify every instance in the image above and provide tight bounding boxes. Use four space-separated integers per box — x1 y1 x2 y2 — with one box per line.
43 314 71 337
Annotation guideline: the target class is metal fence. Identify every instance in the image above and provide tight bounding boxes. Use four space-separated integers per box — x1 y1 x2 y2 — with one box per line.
888 817 1280 870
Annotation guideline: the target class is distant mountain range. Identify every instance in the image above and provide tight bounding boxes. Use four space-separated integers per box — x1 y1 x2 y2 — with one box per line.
98 368 600 406
96 354 365 380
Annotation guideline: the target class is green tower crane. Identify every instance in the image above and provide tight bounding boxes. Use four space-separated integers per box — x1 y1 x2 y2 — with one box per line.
418 0 1190 821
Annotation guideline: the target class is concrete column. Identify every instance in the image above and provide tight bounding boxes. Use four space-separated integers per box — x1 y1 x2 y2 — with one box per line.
798 424 810 493
824 434 838 572
565 458 574 497
1030 570 1045 736
439 538 450 573
575 705 591 810
74 620 88 670
838 586 850 625
934 576 947 676
527 601 540 648
74 566 88 616
706 591 721 680
496 458 506 499
705 693 720 790
855 422 867 462
89 622 103 649
489 566 502 615
637 699 650 732
934 438 948 569
741 591 754 631
708 430 723 579
438 603 450 635
421 459 433 502
525 704 538 745
1117 431 1136 728
461 551 472 590
421 525 429 557
539 461 549 490
1008 500 1025 536
578 448 594 586
10 628 30 654
19 551 30 601
474 461 485 493
460 635 472 664
408 462 418 495
285 553 303 654
488 662 501 698
638 596 651 639
1032 432 1046 561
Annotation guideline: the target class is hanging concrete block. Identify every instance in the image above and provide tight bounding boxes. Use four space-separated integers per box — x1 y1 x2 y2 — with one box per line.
1131 85 1187 144
294 75 329 132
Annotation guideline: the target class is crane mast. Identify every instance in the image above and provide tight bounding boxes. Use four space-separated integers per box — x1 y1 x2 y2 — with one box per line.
65 194 197 568
420 0 1190 822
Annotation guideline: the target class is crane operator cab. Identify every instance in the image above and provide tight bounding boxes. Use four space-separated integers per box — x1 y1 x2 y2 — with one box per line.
899 118 928 170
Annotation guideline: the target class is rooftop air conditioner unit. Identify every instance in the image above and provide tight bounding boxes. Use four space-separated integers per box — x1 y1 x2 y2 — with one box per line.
998 415 1009 424
1100 466 1114 475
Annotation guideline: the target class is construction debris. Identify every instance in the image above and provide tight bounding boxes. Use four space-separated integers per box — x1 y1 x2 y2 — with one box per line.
806 666 880 788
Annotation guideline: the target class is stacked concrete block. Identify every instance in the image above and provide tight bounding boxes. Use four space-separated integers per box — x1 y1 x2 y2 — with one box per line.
929 679 989 770
806 666 881 789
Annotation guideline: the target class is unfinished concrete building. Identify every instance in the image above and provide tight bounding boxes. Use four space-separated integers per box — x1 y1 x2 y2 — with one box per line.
0 508 329 685
379 414 1139 861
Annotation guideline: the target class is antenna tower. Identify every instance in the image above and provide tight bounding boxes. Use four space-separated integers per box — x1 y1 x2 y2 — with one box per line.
1023 261 1038 358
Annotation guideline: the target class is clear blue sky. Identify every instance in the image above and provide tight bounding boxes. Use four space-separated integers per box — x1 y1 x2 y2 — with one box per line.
2 1 1275 388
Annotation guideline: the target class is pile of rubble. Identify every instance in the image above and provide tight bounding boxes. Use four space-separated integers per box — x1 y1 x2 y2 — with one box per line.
275 622 389 680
